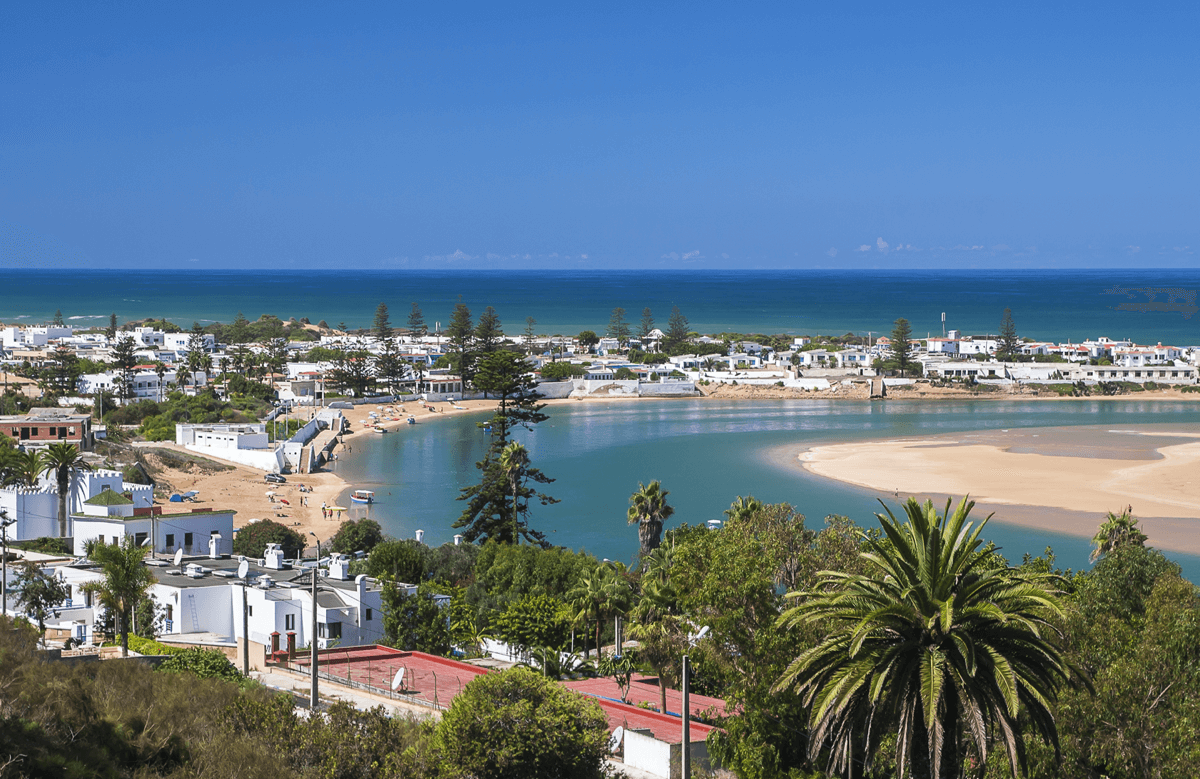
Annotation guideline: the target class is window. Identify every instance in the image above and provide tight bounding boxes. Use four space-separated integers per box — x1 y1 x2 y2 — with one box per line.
166 605 173 620
184 532 193 547
248 605 253 616
328 622 342 639
285 614 295 631
134 532 147 547
165 534 174 547
210 530 219 536
365 608 373 621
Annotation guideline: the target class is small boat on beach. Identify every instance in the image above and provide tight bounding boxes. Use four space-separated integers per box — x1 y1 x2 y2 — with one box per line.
373 426 387 433
407 416 416 425
350 489 374 505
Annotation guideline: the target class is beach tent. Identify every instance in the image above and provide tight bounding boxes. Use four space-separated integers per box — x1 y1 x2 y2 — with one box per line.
169 494 183 502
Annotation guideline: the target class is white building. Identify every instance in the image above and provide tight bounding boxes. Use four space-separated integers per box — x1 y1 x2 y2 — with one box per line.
78 369 207 399
176 423 268 450
0 469 152 542
70 489 234 557
164 332 216 353
1 326 73 348
54 546 397 650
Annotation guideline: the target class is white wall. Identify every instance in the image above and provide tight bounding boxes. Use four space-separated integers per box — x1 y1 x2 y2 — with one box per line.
183 444 286 473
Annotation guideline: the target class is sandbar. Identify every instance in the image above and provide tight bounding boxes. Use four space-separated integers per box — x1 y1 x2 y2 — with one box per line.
800 425 1200 556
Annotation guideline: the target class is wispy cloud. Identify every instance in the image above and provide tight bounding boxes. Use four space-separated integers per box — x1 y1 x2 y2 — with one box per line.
826 247 838 257
661 250 702 261
876 237 889 252
857 244 871 252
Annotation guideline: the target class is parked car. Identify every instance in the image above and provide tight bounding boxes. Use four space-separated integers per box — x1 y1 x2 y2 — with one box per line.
265 473 287 484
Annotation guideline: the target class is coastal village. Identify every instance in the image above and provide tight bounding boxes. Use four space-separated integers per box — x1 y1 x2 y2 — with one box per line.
1 311 1198 778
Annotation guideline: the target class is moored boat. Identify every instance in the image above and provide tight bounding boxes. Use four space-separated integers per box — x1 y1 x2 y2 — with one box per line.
350 489 374 504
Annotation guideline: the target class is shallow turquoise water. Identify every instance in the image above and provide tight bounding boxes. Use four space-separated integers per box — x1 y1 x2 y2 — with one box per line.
334 399 1200 580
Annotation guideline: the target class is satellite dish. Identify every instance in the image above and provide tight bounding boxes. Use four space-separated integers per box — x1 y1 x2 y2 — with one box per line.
609 726 624 753
173 548 184 566
390 667 406 691
237 560 249 579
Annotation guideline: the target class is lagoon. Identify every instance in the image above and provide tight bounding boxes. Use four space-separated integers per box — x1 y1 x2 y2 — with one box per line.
334 398 1200 579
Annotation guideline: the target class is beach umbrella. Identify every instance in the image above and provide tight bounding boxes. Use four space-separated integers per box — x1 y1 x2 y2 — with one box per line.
266 491 276 497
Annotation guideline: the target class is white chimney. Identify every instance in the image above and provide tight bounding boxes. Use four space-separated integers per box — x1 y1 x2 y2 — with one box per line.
264 543 284 570
328 553 350 581
415 529 424 544
208 533 222 559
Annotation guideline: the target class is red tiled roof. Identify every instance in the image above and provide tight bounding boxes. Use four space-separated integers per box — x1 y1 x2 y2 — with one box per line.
563 673 731 719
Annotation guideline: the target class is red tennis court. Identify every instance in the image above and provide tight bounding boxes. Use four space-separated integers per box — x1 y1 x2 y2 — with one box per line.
289 645 488 709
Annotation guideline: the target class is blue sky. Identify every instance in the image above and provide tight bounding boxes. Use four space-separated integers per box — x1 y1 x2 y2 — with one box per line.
2 2 1197 270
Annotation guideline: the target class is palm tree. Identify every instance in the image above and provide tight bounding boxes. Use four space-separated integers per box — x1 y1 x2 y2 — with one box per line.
81 536 156 657
627 480 674 560
10 450 45 488
498 442 531 545
628 547 684 715
153 361 168 402
42 442 92 538
567 567 617 659
724 495 764 523
1089 504 1147 562
775 497 1080 779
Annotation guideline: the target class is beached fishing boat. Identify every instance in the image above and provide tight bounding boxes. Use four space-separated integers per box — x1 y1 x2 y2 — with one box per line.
350 489 374 505
406 416 416 424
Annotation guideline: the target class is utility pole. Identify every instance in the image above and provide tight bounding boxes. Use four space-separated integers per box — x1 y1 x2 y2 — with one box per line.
0 511 15 618
242 583 250 676
682 654 691 779
310 567 319 709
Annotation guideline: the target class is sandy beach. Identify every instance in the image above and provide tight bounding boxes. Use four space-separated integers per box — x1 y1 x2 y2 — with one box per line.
800 425 1200 556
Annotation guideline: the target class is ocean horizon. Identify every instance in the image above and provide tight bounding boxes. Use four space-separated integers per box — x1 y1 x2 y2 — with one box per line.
3 267 1200 345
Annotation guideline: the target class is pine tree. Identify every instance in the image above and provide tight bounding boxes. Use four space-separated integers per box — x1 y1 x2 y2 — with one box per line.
638 307 654 340
407 302 427 339
373 302 393 341
446 299 475 385
455 351 556 546
890 318 914 376
998 308 1020 360
665 306 689 351
475 306 503 355
52 309 64 326
107 313 118 339
607 307 631 347
523 316 537 352
230 311 251 343
111 335 138 401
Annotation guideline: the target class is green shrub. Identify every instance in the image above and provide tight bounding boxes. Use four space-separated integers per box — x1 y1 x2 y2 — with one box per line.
127 635 186 655
159 647 242 682
233 519 307 559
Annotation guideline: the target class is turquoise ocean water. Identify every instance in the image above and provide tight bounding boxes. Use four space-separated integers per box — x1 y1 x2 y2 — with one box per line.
3 268 1200 344
333 398 1200 581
